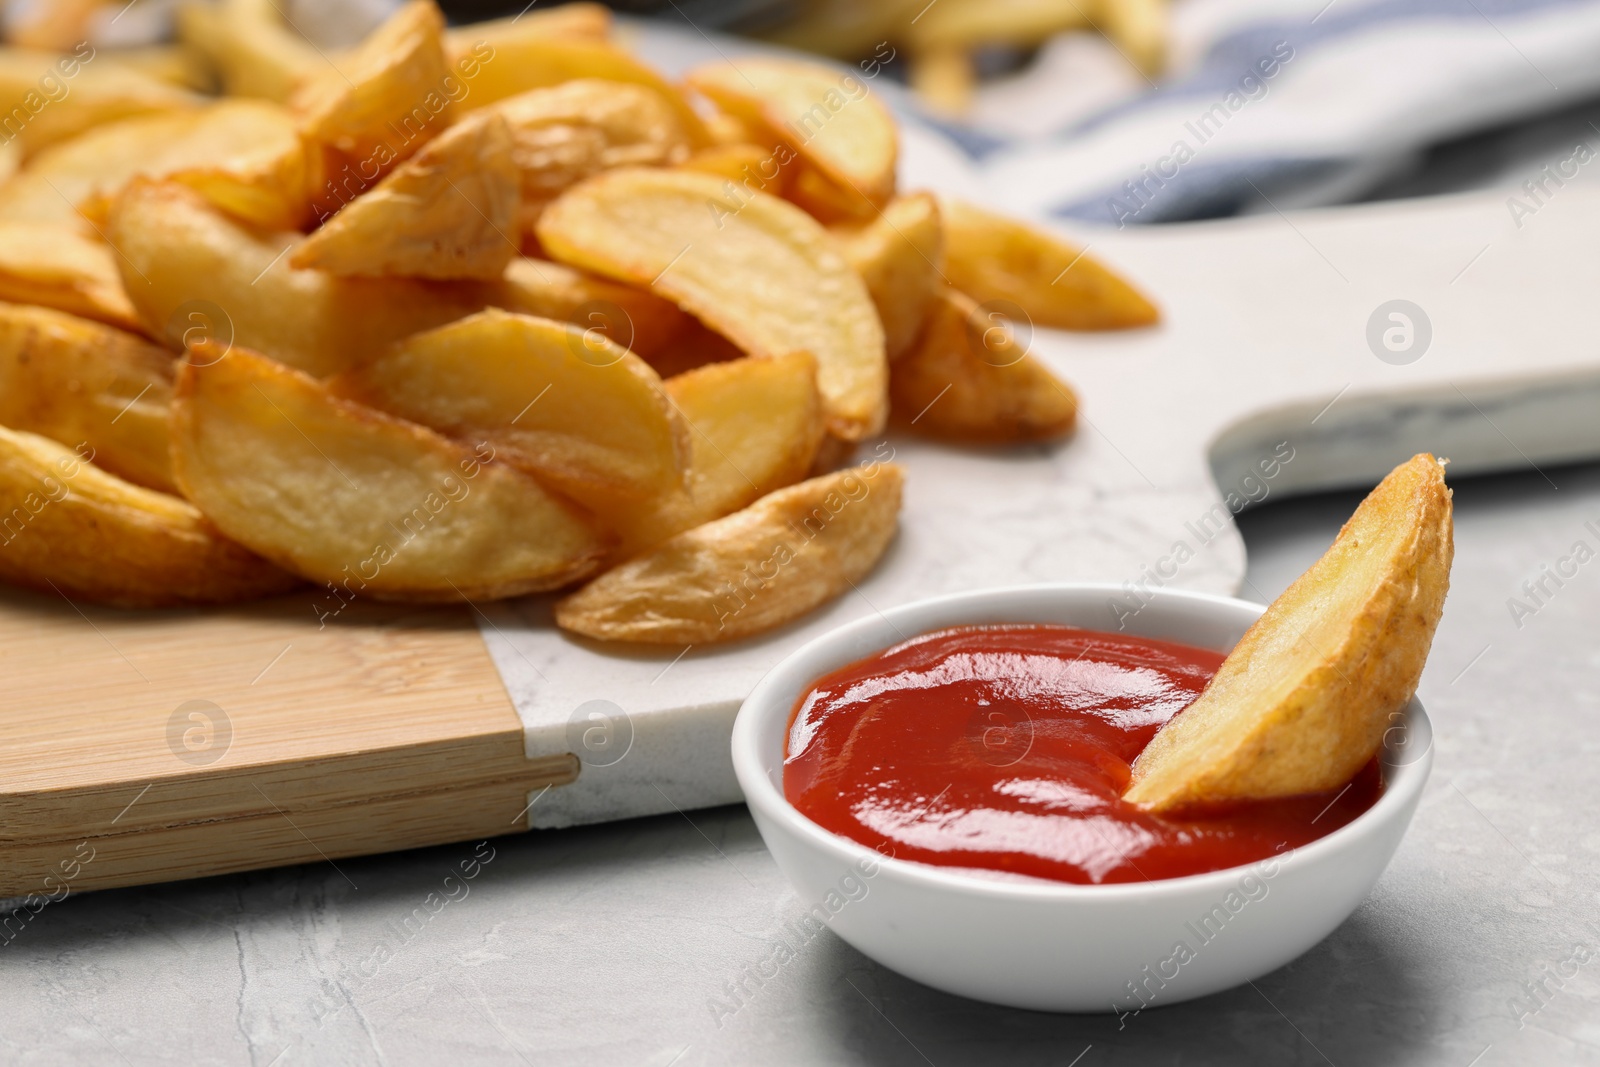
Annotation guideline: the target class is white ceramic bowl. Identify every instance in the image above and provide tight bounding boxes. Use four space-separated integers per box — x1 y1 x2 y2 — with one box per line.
732 584 1432 1012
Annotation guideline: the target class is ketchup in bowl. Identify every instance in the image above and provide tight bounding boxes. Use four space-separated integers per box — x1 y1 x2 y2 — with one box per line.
784 624 1382 885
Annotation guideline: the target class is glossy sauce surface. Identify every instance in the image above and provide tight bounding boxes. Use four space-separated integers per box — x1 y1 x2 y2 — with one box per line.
784 624 1382 885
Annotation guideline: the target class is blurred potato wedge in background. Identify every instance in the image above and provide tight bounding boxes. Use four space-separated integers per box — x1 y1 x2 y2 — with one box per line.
537 168 887 440
940 198 1159 330
557 462 903 644
0 425 298 607
335 308 687 505
891 288 1077 443
109 180 485 375
677 142 786 195
1127 454 1454 812
444 2 611 56
0 303 176 492
0 223 141 331
172 345 608 601
0 46 198 158
292 111 519 279
177 0 321 102
459 35 705 144
685 58 897 216
489 79 692 242
292 0 451 162
832 192 943 360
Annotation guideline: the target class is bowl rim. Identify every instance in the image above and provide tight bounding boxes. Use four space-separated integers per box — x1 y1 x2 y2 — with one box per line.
732 582 1434 903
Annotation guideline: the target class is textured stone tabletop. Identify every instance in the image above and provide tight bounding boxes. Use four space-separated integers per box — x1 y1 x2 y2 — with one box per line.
3 460 1595 1066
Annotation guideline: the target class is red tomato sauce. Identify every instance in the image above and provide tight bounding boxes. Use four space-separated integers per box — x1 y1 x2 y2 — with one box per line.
784 624 1382 885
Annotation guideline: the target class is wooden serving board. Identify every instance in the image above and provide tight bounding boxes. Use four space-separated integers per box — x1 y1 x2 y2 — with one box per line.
6 104 1600 898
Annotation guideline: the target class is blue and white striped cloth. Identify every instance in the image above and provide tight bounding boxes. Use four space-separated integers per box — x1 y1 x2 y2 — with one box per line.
944 0 1600 225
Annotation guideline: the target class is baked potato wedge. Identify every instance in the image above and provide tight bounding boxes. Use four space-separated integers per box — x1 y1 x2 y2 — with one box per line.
556 462 903 644
457 35 705 143
489 79 692 242
0 425 297 607
489 257 693 361
292 0 451 162
2 100 321 232
685 58 897 216
292 111 519 279
109 180 485 375
1126 454 1454 812
0 46 197 158
832 192 943 360
0 223 141 332
176 0 321 102
172 345 607 601
444 2 611 56
608 351 827 557
940 198 1159 331
537 168 887 440
334 308 687 504
890 287 1077 443
0 304 176 492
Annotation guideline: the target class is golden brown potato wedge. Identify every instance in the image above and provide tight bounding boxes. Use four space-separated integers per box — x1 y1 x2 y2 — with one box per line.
890 287 1077 443
0 100 318 232
457 35 705 144
670 352 826 523
556 462 903 643
0 424 298 607
676 142 788 197
489 79 692 241
0 223 141 332
172 345 608 601
176 0 321 102
0 46 198 158
292 0 451 163
489 256 693 361
83 99 318 230
0 111 194 231
685 58 897 213
444 2 611 56
537 168 887 440
109 180 486 375
0 303 176 492
100 45 218 94
334 308 687 504
940 198 1159 331
832 192 943 360
1126 454 1454 812
292 111 519 279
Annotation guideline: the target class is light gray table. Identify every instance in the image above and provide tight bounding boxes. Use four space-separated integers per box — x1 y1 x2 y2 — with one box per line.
3 459 1595 1066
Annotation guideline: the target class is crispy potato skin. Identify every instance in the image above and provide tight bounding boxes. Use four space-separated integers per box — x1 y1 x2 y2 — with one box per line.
291 112 520 280
537 167 887 440
890 287 1077 443
833 193 943 360
556 462 903 644
172 345 608 601
0 303 177 492
940 198 1159 331
0 425 298 607
1126 454 1454 812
